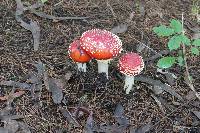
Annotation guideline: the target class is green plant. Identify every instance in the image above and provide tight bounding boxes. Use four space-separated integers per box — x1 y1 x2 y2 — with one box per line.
191 0 200 22
153 19 200 69
40 0 48 4
191 0 199 15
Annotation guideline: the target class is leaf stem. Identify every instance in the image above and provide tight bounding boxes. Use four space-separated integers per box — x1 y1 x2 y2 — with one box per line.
181 13 200 101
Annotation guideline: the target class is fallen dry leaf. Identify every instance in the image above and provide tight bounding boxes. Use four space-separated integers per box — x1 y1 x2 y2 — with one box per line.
192 111 200 120
114 104 129 126
59 107 80 127
48 78 63 104
64 71 73 81
130 123 152 133
15 0 41 51
0 81 31 90
84 111 94 133
0 90 25 101
110 24 128 34
135 76 183 101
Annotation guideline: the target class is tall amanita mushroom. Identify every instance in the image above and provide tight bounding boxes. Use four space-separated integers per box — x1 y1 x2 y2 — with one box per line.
68 39 91 72
80 29 122 78
118 52 144 94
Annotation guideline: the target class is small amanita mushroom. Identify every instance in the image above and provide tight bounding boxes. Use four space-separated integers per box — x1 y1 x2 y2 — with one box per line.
68 39 91 72
118 52 144 94
80 29 122 78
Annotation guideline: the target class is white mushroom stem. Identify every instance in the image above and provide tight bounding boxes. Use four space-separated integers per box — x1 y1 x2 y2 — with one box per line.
97 59 111 78
124 75 135 94
76 63 87 72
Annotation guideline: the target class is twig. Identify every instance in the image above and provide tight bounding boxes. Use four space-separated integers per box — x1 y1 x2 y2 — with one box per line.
150 94 165 114
106 0 116 18
144 50 169 62
135 76 183 101
181 13 200 101
31 10 89 20
15 0 89 51
129 34 163 56
150 99 192 130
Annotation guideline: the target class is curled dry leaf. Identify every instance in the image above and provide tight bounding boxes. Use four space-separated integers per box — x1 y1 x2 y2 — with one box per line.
20 20 40 51
15 0 41 51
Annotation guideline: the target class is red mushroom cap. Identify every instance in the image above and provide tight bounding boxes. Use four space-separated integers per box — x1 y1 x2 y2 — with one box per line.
68 39 91 63
80 29 122 60
118 52 144 76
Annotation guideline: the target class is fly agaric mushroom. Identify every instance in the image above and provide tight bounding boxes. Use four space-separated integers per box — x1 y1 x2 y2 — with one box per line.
118 52 144 94
80 29 122 78
68 39 91 72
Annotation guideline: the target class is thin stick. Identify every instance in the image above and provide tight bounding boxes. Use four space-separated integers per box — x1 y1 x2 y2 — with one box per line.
181 13 200 100
106 0 116 18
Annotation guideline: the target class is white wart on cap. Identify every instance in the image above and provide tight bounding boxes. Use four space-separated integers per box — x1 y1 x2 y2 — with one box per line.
118 52 144 76
80 29 123 78
80 29 122 60
118 52 144 94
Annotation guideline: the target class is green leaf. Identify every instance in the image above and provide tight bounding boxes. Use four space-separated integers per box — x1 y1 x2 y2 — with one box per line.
191 47 199 55
41 0 48 3
177 56 184 66
167 35 182 51
192 39 200 46
153 25 175 37
170 19 183 33
157 56 176 69
179 34 191 45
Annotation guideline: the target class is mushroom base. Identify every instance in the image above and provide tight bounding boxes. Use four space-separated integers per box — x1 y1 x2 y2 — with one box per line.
97 59 111 78
124 75 135 94
77 63 87 72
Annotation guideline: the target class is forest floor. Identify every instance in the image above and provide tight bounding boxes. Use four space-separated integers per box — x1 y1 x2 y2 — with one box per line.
1 0 200 133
